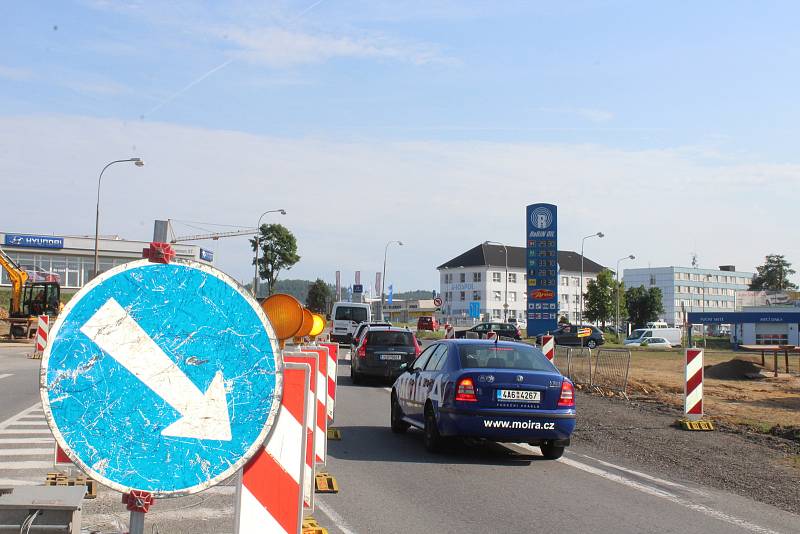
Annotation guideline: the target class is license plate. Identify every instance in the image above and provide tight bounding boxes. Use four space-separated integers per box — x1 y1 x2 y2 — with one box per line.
496 389 540 402
379 353 403 361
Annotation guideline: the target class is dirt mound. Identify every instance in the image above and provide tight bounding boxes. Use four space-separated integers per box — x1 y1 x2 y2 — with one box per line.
705 358 765 380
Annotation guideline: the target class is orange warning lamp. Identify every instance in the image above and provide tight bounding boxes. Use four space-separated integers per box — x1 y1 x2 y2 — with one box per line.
309 314 325 338
261 294 304 348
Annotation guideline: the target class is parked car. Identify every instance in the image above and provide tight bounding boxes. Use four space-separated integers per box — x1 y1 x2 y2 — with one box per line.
417 316 440 331
351 321 392 351
330 302 372 343
390 340 575 457
625 327 682 347
351 326 421 384
453 322 521 340
539 324 605 349
624 336 672 349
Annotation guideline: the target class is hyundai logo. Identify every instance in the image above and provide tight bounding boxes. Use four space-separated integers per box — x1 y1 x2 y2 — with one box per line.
10 236 22 245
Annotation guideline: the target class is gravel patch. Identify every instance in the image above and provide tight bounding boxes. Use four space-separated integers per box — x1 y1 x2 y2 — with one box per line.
571 390 800 515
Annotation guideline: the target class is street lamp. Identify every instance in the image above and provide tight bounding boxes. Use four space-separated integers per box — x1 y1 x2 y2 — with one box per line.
616 254 635 338
94 158 144 278
484 241 509 322
253 209 287 297
579 231 604 326
380 240 403 321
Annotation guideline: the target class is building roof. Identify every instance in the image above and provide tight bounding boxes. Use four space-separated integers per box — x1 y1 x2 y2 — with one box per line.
437 244 605 273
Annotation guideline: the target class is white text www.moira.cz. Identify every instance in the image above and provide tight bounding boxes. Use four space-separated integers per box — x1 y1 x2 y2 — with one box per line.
483 420 555 430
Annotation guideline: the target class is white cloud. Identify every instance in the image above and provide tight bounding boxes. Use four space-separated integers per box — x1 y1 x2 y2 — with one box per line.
217 26 448 67
0 114 796 290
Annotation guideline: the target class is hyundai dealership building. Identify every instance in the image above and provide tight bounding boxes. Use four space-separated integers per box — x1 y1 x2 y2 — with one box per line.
0 231 213 290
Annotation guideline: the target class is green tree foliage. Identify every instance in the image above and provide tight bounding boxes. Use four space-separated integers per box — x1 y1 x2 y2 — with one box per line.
749 254 797 291
584 269 616 327
625 285 665 328
250 224 300 297
306 279 332 313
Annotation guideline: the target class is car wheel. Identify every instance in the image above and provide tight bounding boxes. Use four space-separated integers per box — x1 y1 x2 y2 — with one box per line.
350 364 361 385
540 443 565 460
390 393 409 434
586 339 597 349
423 406 443 453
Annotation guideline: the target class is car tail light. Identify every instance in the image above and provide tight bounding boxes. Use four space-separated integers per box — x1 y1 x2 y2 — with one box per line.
455 377 478 402
357 341 367 359
558 380 575 408
413 335 421 356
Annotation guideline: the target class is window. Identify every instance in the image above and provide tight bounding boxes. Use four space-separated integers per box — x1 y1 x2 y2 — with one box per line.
457 344 555 371
492 309 501 318
493 291 502 301
425 345 449 371
460 291 466 301
445 291 451 302
674 273 681 280
367 331 414 346
413 345 437 370
756 333 788 345
459 273 466 283
334 306 368 322
649 274 656 286
571 277 580 286
573 295 579 304
508 273 517 283
509 291 517 302
492 272 501 282
472 291 480 300
561 277 569 286
473 272 482 282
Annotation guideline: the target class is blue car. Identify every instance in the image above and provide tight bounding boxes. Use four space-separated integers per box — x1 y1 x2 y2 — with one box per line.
391 339 575 458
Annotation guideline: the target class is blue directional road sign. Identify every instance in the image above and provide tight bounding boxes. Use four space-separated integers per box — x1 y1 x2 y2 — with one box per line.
469 301 480 319
41 259 282 496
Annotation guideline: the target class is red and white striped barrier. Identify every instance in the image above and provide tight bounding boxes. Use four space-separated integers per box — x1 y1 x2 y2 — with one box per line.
541 335 555 361
235 362 310 534
35 315 49 355
300 346 329 465
684 349 704 420
319 342 338 423
53 443 73 470
486 330 497 340
283 352 320 511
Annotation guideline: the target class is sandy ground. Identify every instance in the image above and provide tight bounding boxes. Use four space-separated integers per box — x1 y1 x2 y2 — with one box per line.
624 348 800 432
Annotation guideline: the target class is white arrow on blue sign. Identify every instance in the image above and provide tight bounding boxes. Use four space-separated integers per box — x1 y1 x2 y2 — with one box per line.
40 259 282 496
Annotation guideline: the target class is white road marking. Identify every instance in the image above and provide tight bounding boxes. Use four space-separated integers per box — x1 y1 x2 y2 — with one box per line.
316 498 359 534
7 421 49 427
512 443 781 534
0 429 53 435
0 438 53 444
0 403 43 431
0 461 52 469
0 374 12 380
0 448 53 456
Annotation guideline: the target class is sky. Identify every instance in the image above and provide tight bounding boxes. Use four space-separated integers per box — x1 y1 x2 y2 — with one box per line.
2 0 799 292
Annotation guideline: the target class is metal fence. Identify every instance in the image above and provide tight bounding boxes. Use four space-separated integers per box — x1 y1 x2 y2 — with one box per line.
567 347 593 385
552 345 571 375
591 348 632 395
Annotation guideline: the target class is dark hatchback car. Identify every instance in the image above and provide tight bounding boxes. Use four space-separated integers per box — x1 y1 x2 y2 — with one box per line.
453 322 521 340
351 326 422 383
539 324 605 349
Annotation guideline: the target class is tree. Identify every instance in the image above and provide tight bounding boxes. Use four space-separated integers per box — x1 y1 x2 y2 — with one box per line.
625 285 665 328
749 254 797 291
584 269 616 327
250 224 300 297
306 279 332 313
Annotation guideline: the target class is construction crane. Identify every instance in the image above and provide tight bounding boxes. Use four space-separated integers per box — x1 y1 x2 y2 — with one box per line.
169 228 258 243
0 246 61 337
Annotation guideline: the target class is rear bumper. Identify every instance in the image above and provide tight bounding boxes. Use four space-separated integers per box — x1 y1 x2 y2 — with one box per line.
331 333 352 343
353 358 413 378
437 407 576 441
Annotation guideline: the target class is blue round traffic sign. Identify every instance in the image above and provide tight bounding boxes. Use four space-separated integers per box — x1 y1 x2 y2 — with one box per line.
41 259 282 496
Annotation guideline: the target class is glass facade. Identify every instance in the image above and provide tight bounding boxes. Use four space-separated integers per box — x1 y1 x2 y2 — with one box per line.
0 251 133 289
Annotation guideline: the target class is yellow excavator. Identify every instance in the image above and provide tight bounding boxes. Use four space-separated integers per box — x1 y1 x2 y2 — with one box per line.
0 246 61 338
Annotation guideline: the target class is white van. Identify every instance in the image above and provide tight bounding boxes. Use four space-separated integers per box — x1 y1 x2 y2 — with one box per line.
330 302 372 343
625 327 682 347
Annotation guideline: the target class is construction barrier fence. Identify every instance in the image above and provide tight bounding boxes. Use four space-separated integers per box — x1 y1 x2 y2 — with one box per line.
591 348 632 395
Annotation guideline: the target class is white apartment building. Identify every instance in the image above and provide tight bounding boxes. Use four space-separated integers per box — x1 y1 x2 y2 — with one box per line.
623 265 754 327
437 243 605 324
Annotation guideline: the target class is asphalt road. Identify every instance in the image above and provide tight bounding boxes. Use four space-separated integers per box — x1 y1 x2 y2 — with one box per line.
316 351 800 534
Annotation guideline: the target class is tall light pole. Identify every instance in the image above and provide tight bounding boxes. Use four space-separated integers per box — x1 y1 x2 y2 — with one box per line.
580 231 604 325
484 241 509 322
94 158 144 278
380 240 403 320
616 254 635 338
253 209 287 297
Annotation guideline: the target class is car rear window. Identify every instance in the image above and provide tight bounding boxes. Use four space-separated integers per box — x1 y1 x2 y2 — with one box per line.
458 344 555 371
335 306 368 322
367 331 414 346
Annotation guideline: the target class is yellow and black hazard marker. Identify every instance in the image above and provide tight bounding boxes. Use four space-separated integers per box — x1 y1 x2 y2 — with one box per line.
327 427 342 440
302 516 328 534
678 418 715 431
314 472 339 493
46 472 98 498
